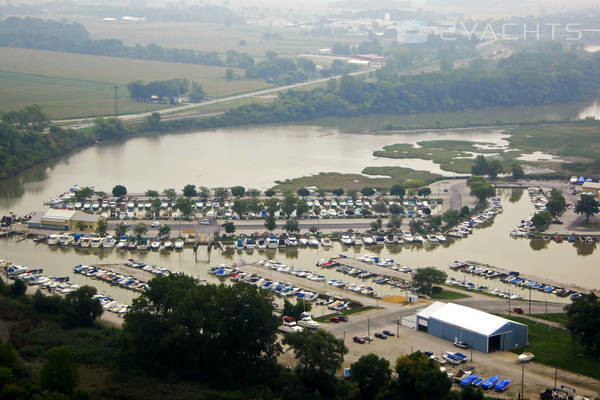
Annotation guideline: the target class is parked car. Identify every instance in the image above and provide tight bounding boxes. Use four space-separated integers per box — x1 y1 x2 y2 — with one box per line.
353 336 365 344
335 314 348 322
362 335 373 342
150 221 160 228
383 330 395 337
375 332 387 339
329 316 342 323
513 307 524 314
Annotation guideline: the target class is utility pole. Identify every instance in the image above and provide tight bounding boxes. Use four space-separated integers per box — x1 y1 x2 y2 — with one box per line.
508 291 511 315
521 365 525 398
368 318 370 340
554 368 557 388
528 287 532 315
114 85 119 117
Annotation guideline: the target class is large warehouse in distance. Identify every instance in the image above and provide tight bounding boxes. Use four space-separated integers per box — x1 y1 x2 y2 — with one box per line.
416 302 528 353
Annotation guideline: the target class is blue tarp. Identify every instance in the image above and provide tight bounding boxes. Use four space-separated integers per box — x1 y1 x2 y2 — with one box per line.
74 233 81 240
578 176 585 183
261 210 267 217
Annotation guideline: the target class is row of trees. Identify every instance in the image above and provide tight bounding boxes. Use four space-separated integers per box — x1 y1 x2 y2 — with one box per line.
127 79 205 102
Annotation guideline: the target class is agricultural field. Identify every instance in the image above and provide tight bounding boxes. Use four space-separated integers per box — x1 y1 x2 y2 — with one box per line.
79 17 359 58
0 47 272 119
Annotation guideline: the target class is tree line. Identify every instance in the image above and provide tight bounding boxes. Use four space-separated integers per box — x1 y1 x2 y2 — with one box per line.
127 79 205 102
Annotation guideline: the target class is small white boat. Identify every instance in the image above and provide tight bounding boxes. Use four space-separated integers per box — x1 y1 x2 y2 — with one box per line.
385 234 397 244
150 240 161 250
80 236 91 248
164 240 174 249
308 237 319 247
402 232 414 242
47 234 59 245
116 240 128 249
103 235 115 248
278 318 304 334
244 237 256 249
518 352 535 363
299 237 308 246
174 239 184 250
436 233 446 242
286 237 298 247
266 237 278 249
321 237 332 247
340 235 353 246
296 312 320 329
363 236 374 245
256 238 267 249
90 237 104 248
58 234 73 246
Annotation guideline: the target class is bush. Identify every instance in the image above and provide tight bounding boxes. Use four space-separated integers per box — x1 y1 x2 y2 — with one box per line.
431 286 443 294
8 279 26 298
33 290 63 314
40 347 79 395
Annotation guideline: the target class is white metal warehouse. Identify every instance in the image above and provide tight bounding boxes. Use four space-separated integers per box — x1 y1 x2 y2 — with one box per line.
416 302 528 353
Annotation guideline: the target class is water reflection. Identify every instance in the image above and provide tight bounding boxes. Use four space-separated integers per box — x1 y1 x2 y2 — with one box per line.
573 241 596 256
509 188 524 203
529 239 548 251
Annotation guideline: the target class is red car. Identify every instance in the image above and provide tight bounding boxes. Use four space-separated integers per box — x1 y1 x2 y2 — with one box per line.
353 336 366 344
329 316 341 323
513 307 524 314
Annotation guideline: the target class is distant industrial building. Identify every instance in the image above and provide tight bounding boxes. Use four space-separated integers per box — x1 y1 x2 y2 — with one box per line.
27 209 102 232
416 302 528 353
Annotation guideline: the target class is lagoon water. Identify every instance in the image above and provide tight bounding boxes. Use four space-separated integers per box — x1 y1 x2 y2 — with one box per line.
1 100 600 303
0 189 598 305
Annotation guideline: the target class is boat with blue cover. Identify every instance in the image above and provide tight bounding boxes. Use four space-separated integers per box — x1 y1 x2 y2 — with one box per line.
460 374 478 386
494 379 510 392
480 375 499 389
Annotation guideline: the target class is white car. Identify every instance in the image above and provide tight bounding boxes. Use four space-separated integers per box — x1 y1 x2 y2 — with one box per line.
151 222 160 228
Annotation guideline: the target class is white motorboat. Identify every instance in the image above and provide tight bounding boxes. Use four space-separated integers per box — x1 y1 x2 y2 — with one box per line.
352 235 363 246
384 235 397 244
47 234 59 245
321 237 332 247
414 233 425 243
286 237 298 247
340 235 353 246
103 235 116 248
266 237 278 249
518 352 535 362
308 237 319 247
164 240 174 250
363 236 374 245
297 312 320 329
90 237 104 248
137 240 149 250
151 240 161 250
256 238 267 249
174 239 184 250
116 240 128 249
278 318 304 334
299 237 308 246
244 237 256 249
58 234 72 246
436 233 446 242
80 236 91 248
402 232 414 242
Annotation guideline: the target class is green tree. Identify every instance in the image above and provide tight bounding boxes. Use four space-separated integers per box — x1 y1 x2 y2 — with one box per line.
512 164 525 180
147 112 162 130
120 275 280 381
198 186 210 200
75 187 93 202
95 219 107 236
442 209 460 228
232 199 248 217
361 187 375 197
296 200 309 218
151 198 162 217
417 187 431 197
246 188 261 197
370 217 383 231
351 354 391 400
413 267 447 295
486 158 504 179
0 340 18 369
392 352 452 399
471 155 488 176
175 197 193 218
0 366 15 388
389 204 403 215
145 190 159 197
158 225 171 237
387 215 403 229
469 181 496 203
461 385 485 400
282 299 311 320
75 222 87 232
231 186 246 197
115 222 127 237
281 193 298 217
189 81 206 102
163 188 177 201
264 189 276 197
531 210 552 230
214 187 229 199
134 223 148 238
390 184 406 198
225 68 235 81
297 188 310 197
264 215 276 231
7 278 26 298
459 205 470 218
372 201 388 215
284 330 348 382
32 391 71 400
247 197 263 215
332 188 344 196
183 184 197 197
62 285 103 328
575 195 600 223
565 293 600 356
546 189 567 218
222 221 236 234
264 198 280 216
40 347 79 395
112 185 127 197
283 218 300 233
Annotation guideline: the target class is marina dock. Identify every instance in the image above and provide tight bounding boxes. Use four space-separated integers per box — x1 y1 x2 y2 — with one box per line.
331 257 413 282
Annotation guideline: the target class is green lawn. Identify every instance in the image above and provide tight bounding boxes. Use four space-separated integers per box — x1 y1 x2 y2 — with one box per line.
315 306 377 323
429 289 470 300
502 315 600 380
531 313 569 326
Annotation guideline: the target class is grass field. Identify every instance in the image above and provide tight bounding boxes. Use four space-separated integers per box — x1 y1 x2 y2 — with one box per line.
502 315 600 380
272 168 442 192
429 289 470 300
0 47 272 119
530 313 569 326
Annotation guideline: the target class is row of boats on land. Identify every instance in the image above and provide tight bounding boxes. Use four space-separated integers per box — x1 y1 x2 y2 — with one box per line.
1 260 130 314
448 261 583 300
48 233 185 251
73 265 149 293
